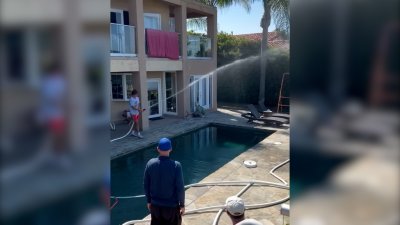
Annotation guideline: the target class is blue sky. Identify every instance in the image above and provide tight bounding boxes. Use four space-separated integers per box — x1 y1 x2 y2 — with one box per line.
217 1 276 34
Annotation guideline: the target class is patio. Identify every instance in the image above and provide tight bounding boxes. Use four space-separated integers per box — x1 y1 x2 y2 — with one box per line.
110 107 289 159
111 106 290 225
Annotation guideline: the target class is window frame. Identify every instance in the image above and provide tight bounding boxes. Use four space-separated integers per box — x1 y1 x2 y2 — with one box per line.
110 9 136 57
147 78 163 118
144 13 161 30
163 72 178 115
111 73 133 101
111 9 125 25
190 75 211 111
169 17 176 32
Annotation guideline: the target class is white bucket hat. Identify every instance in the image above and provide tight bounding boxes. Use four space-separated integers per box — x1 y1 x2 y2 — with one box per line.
225 196 245 216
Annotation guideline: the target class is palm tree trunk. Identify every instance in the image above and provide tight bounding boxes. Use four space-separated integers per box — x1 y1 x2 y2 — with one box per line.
258 2 271 107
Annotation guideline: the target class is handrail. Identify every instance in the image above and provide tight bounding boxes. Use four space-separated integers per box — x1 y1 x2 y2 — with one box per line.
110 23 136 55
187 34 212 58
110 23 135 28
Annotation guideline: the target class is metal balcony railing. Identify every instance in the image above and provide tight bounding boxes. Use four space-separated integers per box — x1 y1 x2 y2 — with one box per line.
110 23 136 56
145 30 182 58
187 35 212 58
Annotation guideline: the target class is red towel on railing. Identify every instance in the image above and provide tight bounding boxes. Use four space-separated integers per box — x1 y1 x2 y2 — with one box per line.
146 29 163 57
146 29 179 60
165 32 179 60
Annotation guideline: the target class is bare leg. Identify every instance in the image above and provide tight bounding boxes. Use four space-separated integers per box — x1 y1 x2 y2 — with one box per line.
135 117 143 138
134 121 139 133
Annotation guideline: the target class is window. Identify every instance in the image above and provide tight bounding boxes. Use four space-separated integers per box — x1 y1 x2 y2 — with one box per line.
169 17 176 32
111 73 133 100
125 75 134 98
144 13 161 30
110 10 129 25
110 10 135 55
111 75 123 100
4 30 25 82
190 75 211 111
187 35 200 57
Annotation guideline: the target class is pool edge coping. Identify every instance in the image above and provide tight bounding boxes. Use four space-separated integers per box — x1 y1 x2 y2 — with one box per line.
110 121 279 160
137 128 290 224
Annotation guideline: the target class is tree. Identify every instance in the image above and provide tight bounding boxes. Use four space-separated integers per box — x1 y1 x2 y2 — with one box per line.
217 32 260 66
258 0 289 106
217 32 241 66
194 0 252 11
193 0 289 108
188 0 253 31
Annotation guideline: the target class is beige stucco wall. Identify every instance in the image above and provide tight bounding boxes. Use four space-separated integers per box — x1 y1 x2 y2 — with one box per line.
146 59 183 71
111 101 128 122
186 59 216 75
185 59 218 110
143 0 170 31
110 0 218 128
184 0 217 15
147 71 164 79
111 58 139 72
111 0 131 12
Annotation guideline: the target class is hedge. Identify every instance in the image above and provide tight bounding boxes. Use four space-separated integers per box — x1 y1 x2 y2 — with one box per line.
217 48 289 111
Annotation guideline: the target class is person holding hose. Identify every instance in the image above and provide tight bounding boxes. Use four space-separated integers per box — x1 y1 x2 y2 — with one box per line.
129 89 143 138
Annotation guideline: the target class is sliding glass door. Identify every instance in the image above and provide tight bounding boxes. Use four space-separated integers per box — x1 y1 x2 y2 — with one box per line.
147 79 162 118
190 75 211 111
164 72 177 114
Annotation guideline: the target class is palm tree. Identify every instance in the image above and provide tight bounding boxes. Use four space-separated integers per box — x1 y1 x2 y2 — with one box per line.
194 0 252 10
188 0 253 31
193 0 289 109
258 0 289 107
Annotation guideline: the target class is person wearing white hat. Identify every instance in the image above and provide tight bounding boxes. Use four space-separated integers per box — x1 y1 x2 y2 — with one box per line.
225 196 263 225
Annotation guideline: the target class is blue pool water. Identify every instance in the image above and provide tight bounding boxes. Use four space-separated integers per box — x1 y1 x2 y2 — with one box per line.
111 124 272 225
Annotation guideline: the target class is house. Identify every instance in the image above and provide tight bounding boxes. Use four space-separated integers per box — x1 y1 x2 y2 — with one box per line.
110 0 218 130
234 32 289 50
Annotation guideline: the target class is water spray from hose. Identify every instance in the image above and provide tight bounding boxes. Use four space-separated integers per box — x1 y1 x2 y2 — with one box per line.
110 55 261 143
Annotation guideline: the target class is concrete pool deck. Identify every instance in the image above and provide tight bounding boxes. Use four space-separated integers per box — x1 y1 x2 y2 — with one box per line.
138 129 289 225
111 107 289 225
183 130 289 225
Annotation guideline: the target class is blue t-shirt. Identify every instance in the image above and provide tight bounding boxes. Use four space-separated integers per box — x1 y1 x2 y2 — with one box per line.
143 156 185 207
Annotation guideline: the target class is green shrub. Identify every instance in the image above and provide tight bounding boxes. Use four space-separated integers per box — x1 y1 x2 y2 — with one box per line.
217 32 260 67
217 48 289 110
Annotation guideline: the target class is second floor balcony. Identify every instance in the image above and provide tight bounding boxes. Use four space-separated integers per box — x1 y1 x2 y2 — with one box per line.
109 26 213 60
145 29 181 60
110 23 136 56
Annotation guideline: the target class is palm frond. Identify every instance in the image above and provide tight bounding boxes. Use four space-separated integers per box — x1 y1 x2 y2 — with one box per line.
187 17 208 32
268 0 290 33
195 0 254 12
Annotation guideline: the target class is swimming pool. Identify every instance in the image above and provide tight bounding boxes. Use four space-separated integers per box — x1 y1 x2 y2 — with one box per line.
111 124 272 225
